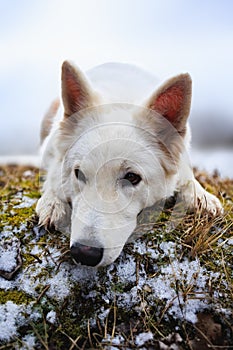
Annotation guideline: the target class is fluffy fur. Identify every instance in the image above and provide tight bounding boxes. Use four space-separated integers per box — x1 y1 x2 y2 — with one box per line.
36 61 223 267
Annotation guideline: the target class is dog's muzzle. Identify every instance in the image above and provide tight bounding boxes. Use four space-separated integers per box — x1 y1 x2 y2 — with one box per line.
70 243 104 267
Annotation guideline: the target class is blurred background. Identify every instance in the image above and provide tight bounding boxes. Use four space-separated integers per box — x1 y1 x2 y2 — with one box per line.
0 0 232 177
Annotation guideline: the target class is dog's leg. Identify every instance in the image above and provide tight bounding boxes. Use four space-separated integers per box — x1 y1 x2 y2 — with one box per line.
178 163 223 215
36 191 71 232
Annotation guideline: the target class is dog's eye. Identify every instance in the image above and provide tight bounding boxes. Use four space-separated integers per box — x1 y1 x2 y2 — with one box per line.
123 172 141 186
74 169 86 183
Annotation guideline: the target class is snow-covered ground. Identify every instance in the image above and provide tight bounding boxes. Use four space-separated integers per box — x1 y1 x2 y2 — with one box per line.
0 225 231 345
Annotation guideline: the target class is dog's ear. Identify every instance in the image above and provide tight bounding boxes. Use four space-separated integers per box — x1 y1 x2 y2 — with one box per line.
61 61 95 117
146 73 192 131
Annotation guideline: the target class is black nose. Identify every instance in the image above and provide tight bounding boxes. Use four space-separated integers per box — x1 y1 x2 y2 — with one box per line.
70 243 103 267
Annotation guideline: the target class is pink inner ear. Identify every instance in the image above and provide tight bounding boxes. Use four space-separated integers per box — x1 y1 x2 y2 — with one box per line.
152 83 185 123
65 73 82 109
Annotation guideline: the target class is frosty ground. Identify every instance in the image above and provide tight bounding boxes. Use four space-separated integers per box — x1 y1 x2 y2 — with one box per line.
0 165 232 349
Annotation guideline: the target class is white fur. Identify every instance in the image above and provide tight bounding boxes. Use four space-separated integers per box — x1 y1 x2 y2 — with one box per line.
36 62 223 267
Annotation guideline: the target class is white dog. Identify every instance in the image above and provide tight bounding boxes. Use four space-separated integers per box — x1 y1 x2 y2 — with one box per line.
36 61 223 267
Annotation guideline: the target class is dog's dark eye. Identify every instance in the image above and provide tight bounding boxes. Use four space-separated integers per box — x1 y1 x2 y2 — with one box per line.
123 172 141 186
74 169 86 183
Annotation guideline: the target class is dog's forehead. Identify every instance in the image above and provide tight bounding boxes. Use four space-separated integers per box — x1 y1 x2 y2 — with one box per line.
60 103 163 157
63 104 163 175
67 107 150 158
69 122 147 167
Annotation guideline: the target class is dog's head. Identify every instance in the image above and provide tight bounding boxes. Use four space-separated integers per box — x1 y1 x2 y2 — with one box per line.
56 61 192 267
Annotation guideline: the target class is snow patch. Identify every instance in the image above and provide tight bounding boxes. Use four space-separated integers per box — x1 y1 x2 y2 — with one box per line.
148 258 219 323
0 238 19 272
102 334 125 348
46 310 57 324
159 241 177 258
13 196 37 209
46 268 71 301
135 332 153 346
116 257 136 284
18 334 37 350
0 302 23 341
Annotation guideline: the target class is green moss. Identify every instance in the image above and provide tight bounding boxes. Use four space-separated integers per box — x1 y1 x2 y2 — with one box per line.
1 206 35 228
22 252 39 267
112 282 125 293
0 290 34 305
0 165 40 232
25 190 41 199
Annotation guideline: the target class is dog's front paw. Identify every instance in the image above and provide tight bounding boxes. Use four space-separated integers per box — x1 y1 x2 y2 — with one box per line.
196 190 223 215
182 179 223 216
36 193 71 231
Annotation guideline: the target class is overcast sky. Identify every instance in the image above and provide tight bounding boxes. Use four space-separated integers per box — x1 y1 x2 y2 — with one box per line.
0 0 233 160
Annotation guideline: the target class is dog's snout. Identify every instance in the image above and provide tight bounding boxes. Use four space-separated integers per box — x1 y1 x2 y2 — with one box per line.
70 243 103 267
